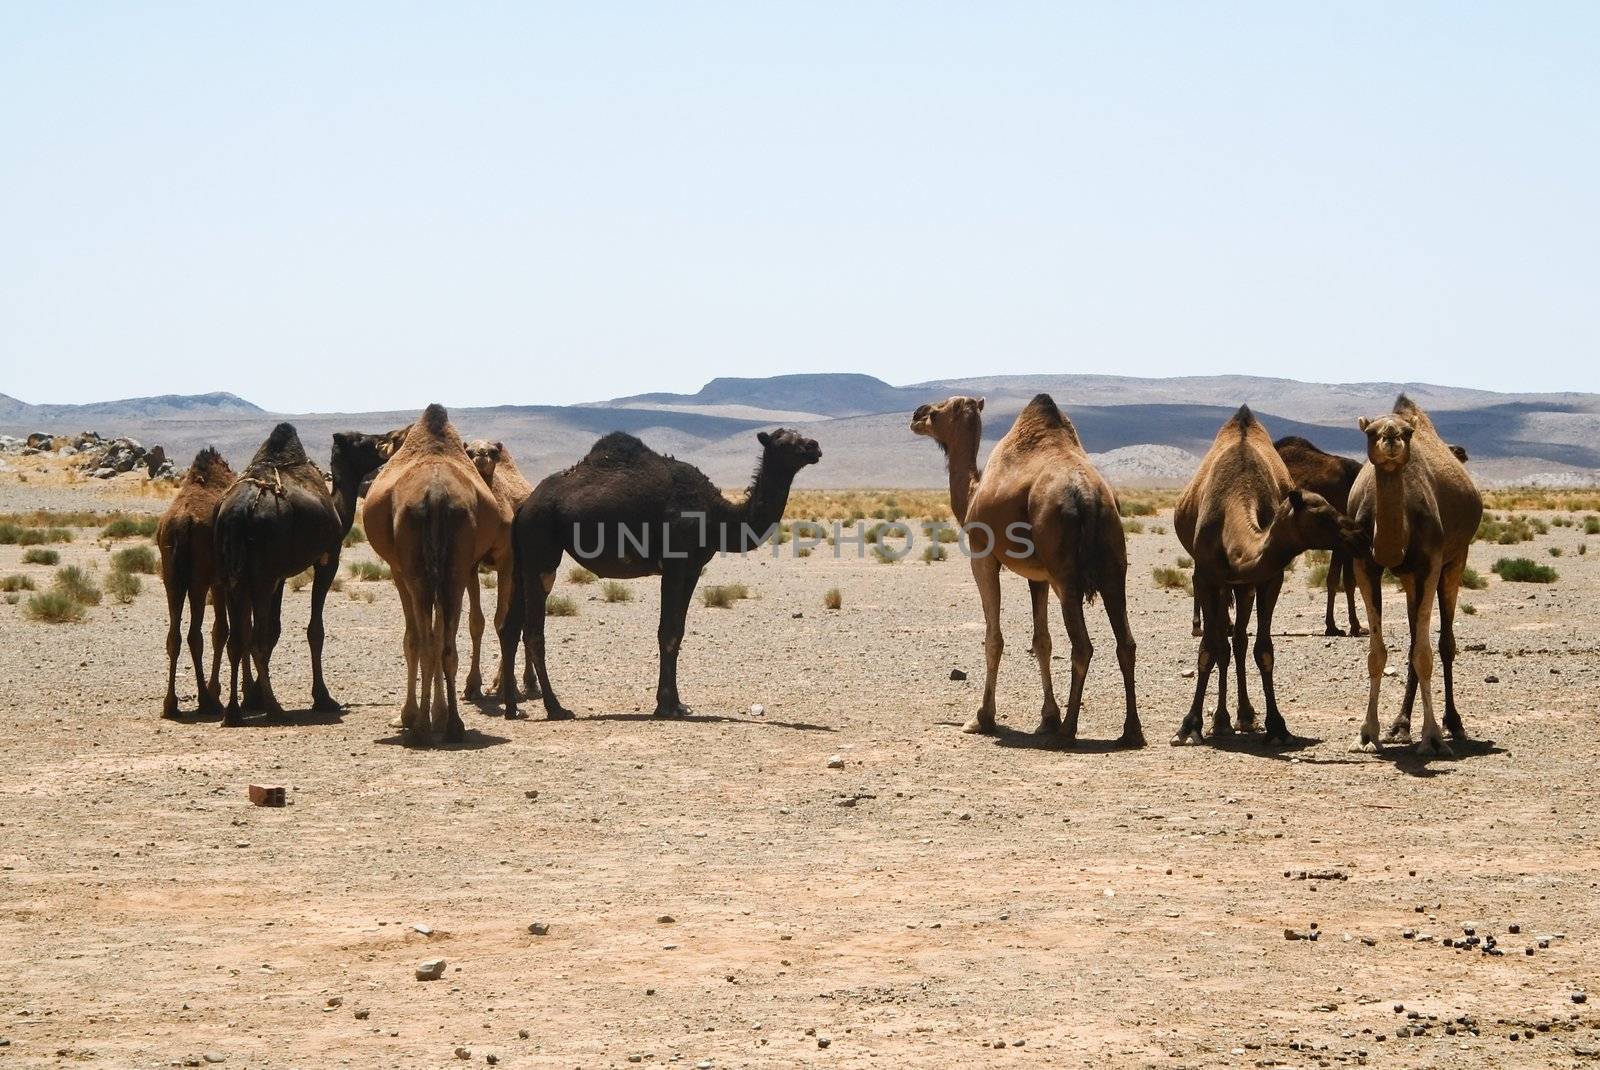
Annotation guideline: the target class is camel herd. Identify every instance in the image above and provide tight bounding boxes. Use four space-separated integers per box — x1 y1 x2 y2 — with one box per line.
156 393 1482 756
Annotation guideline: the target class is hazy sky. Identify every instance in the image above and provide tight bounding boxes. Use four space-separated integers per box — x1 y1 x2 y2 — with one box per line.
3 4 1597 412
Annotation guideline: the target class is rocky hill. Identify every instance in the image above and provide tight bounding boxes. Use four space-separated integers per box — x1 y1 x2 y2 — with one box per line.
3 375 1596 488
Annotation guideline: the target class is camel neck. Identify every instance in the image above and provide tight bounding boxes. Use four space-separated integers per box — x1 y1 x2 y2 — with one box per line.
1371 467 1409 569
722 461 796 553
331 475 361 536
1223 508 1299 583
944 436 981 525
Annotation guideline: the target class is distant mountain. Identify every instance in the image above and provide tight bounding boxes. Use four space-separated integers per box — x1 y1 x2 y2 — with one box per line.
2 377 1596 487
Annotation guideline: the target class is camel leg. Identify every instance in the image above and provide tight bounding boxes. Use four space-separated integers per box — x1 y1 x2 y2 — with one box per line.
1058 590 1093 746
1409 564 1449 756
965 554 1004 735
526 566 573 720
1254 576 1292 743
394 579 426 744
185 585 213 714
463 568 484 700
206 586 227 710
653 564 698 717
1385 577 1425 744
1437 560 1467 740
306 559 341 712
1174 577 1224 745
1191 589 1203 638
1029 580 1061 733
1229 586 1257 733
1342 553 1366 637
1099 568 1143 747
1323 550 1344 636
162 580 185 718
495 556 525 717
1351 559 1386 752
222 587 251 727
438 583 466 744
250 580 286 717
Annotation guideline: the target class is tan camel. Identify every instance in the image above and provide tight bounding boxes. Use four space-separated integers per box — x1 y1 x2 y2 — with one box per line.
463 440 535 700
1173 406 1365 746
910 394 1142 747
1348 395 1482 756
364 406 514 745
157 447 237 717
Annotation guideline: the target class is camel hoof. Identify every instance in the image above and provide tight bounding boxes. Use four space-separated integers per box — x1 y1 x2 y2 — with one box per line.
400 727 429 748
463 686 482 701
445 720 465 745
221 708 243 728
503 707 525 720
1170 730 1203 746
1349 626 1368 638
388 714 406 729
1036 715 1061 735
1191 625 1204 638
1417 735 1453 758
161 697 181 720
1350 738 1379 754
961 715 996 735
311 694 342 714
1118 730 1147 749
1382 728 1413 746
1264 729 1292 746
545 706 575 721
1324 626 1346 638
1210 721 1234 739
653 702 692 718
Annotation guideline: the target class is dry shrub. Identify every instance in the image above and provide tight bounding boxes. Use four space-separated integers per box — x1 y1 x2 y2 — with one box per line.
111 545 158 574
546 595 578 617
567 566 597 585
823 587 842 610
27 590 85 623
601 580 632 603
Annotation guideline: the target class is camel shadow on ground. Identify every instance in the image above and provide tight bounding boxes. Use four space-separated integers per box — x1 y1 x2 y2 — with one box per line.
931 720 1142 754
373 729 510 750
1366 736 1504 779
584 711 835 732
218 707 350 728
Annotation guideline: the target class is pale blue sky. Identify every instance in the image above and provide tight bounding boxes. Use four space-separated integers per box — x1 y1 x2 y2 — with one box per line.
3 3 1597 412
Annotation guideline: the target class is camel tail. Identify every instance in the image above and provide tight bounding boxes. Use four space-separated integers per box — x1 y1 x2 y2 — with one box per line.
419 487 455 620
1068 484 1108 605
215 500 249 593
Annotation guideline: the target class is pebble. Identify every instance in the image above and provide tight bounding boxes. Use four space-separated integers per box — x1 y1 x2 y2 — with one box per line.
750 704 765 716
416 959 447 981
949 669 967 681
658 915 676 924
817 1036 831 1049
354 1008 370 1020
826 755 845 769
528 922 550 936
202 1056 226 1065
1574 992 1589 1004
454 1047 471 1060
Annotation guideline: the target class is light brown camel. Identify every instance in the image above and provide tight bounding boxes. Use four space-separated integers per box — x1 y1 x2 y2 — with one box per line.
463 439 535 700
910 394 1143 747
1173 406 1366 746
157 447 236 718
364 406 514 745
1348 395 1483 756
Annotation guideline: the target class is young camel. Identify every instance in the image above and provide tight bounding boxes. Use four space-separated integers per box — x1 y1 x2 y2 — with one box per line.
157 447 236 717
463 439 535 701
364 406 514 746
1348 396 1482 756
910 394 1143 747
512 428 820 720
1173 406 1365 746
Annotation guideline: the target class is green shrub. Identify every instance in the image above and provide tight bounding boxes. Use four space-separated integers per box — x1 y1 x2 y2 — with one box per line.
1460 602 1477 616
823 587 842 610
1549 546 1563 557
1585 516 1600 536
54 566 102 606
567 566 597 585
26 590 85 623
22 548 59 566
922 542 947 563
1119 498 1156 517
1459 566 1487 590
111 545 158 574
546 595 578 617
601 580 632 603
100 516 157 539
347 560 390 581
0 524 72 545
1153 565 1192 593
1492 557 1557 583
1 574 36 592
106 570 141 604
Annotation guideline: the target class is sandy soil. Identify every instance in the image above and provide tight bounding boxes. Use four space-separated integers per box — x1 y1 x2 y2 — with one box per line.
2 481 1598 1069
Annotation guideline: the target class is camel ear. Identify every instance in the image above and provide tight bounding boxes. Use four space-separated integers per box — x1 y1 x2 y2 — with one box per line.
1357 417 1371 433
977 397 985 412
757 431 772 447
1287 488 1305 512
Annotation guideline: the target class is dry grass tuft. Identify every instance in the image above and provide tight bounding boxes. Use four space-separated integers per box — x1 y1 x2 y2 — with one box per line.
601 580 632 603
22 548 60 566
567 566 597 585
823 587 842 610
111 545 158 575
546 595 578 617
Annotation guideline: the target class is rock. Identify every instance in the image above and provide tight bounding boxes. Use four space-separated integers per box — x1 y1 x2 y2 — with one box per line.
416 958 447 981
817 1036 831 1049
528 922 550 936
354 1008 370 1020
412 923 432 935
949 668 967 681
657 915 675 924
92 467 116 479
826 755 845 769
203 1055 227 1065
1574 992 1589 1004
325 996 342 1008
143 445 168 477
248 784 285 807
1485 675 1500 683
454 1047 471 1060
749 704 765 716
485 1056 498 1066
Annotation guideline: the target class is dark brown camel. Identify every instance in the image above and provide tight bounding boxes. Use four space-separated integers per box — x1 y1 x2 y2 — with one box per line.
214 424 396 724
1274 436 1366 637
511 428 821 720
1173 407 1366 746
157 447 237 718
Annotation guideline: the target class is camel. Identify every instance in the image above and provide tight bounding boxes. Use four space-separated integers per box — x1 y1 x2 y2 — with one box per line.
215 425 396 724
1274 436 1367 637
463 439 535 701
1173 406 1365 746
512 427 821 720
364 406 514 745
156 447 237 717
910 394 1142 747
1347 395 1483 756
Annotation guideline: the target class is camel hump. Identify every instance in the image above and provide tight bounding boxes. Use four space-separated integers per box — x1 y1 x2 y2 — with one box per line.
1021 393 1065 427
1391 393 1438 433
586 432 653 464
1230 404 1257 431
421 404 450 434
250 423 309 469
1273 434 1322 456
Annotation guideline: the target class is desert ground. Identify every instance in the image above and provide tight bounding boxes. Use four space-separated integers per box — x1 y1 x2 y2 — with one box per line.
2 472 1598 1070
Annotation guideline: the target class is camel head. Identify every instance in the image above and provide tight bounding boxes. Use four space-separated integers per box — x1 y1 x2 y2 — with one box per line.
910 396 984 449
756 428 822 473
331 429 401 491
464 439 505 484
1275 488 1366 557
1357 414 1415 474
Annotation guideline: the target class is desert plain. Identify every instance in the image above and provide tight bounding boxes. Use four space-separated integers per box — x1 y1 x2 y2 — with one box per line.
1 471 1597 1070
